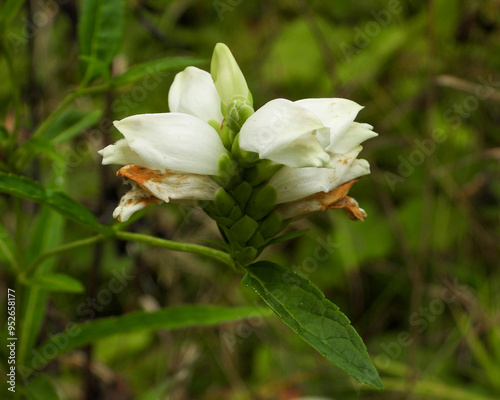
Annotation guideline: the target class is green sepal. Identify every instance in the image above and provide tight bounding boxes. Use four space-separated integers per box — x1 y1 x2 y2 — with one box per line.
234 246 258 266
219 225 242 251
232 181 253 210
208 119 221 134
212 153 241 189
211 215 234 228
200 201 217 216
231 133 259 167
245 160 283 186
214 188 236 217
197 238 231 251
246 184 278 221
228 204 244 222
219 120 236 151
258 211 284 239
247 231 265 249
230 215 259 244
266 228 309 247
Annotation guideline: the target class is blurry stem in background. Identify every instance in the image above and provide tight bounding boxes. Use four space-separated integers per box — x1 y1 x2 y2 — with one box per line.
1 44 21 141
21 235 105 280
84 83 114 400
407 0 438 387
297 0 339 93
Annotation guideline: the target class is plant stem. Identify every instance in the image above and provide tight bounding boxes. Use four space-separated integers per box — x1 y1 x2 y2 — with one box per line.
21 235 105 279
22 231 235 280
114 231 234 269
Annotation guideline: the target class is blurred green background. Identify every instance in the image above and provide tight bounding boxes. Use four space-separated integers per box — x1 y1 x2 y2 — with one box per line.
1 0 500 399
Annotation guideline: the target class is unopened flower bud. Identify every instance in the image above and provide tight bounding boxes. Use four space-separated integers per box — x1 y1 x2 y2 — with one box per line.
226 97 254 132
211 43 252 110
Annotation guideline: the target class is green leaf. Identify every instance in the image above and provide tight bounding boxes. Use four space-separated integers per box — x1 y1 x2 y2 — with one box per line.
22 373 60 400
21 139 66 164
242 261 383 389
0 0 24 27
42 109 102 143
23 273 84 293
0 222 16 271
78 0 125 82
18 209 64 368
30 306 265 371
111 57 205 88
0 172 110 234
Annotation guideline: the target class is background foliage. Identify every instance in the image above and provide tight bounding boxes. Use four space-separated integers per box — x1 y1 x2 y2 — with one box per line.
1 0 499 399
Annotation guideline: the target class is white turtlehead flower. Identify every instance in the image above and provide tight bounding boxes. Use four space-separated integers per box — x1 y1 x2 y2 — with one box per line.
98 66 227 221
239 97 377 209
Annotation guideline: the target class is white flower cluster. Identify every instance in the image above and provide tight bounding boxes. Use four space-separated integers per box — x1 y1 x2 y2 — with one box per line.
99 44 377 222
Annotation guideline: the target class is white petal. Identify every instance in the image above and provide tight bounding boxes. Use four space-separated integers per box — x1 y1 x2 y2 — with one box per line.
325 144 363 169
294 98 363 152
98 139 148 167
168 67 223 123
262 137 331 168
328 122 378 154
269 146 370 203
117 165 220 203
239 98 325 163
113 183 163 222
113 113 226 175
339 158 371 184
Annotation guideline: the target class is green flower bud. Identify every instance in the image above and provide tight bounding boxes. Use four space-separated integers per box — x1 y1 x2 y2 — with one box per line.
226 97 254 132
246 184 278 221
211 43 252 108
244 160 283 186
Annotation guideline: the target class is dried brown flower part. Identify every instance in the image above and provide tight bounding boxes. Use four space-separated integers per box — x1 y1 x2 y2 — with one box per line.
277 178 366 221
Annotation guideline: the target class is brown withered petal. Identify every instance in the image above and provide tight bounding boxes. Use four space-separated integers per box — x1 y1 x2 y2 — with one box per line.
276 178 366 221
112 183 163 222
117 164 219 203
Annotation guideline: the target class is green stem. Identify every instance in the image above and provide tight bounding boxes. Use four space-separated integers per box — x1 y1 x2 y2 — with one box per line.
21 235 105 279
22 231 234 280
114 231 234 269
